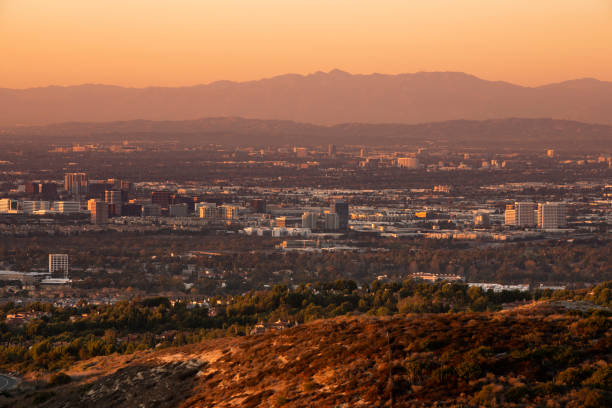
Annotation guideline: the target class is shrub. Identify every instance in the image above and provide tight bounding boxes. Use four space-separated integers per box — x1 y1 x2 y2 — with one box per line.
48 372 72 387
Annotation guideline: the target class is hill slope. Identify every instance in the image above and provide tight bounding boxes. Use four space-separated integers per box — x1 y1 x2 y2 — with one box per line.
5 308 611 408
2 71 612 126
2 117 612 150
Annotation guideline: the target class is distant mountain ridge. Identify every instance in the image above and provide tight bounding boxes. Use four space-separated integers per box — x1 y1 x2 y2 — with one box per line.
2 70 612 126
2 117 611 150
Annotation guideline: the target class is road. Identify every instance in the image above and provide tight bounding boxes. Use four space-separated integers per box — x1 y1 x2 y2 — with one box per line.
0 374 17 392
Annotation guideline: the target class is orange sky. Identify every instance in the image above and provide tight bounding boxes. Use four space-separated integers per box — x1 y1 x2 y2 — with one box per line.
1 0 611 88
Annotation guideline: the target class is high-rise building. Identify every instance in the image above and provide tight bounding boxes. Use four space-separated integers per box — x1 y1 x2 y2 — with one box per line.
301 212 317 229
251 199 266 213
505 202 537 227
504 205 517 226
49 254 69 278
537 202 567 229
151 190 171 210
331 199 349 230
64 173 88 197
324 212 340 230
89 199 108 224
328 144 337 158
39 183 58 200
105 190 123 216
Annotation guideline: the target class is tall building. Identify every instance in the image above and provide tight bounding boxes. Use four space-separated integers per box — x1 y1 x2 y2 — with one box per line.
301 212 317 229
89 199 108 224
151 190 171 210
49 254 69 278
537 202 567 229
331 199 349 230
328 144 337 158
505 202 537 227
324 212 340 231
251 199 266 213
515 202 537 227
504 205 517 226
64 173 88 197
105 190 123 216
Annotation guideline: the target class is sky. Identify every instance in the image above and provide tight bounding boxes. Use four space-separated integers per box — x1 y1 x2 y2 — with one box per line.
1 0 611 88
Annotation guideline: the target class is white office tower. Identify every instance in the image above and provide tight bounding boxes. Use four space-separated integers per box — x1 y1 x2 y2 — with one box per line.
515 202 537 227
537 203 567 229
22 201 51 214
301 212 318 229
49 254 69 278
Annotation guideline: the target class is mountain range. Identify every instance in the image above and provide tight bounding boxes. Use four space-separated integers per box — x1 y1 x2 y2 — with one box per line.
2 70 612 127
2 117 611 150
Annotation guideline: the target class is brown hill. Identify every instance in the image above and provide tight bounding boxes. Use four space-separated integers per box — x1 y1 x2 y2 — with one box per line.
2 117 612 150
2 71 612 126
5 309 611 407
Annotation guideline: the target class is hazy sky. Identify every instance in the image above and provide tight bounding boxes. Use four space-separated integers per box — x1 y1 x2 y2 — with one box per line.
1 0 611 88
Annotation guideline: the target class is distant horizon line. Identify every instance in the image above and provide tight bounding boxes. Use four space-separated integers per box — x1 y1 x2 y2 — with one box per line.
1 69 608 91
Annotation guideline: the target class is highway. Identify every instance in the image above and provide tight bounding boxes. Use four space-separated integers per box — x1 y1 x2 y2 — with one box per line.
0 374 17 392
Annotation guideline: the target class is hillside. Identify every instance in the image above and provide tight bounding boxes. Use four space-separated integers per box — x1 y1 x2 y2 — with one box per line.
2 71 612 126
2 117 612 150
3 305 610 408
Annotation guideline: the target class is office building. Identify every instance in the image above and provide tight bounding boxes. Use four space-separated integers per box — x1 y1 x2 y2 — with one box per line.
169 203 188 217
251 199 266 213
64 173 88 197
397 157 420 169
324 212 340 230
105 190 123 216
55 201 81 214
302 212 317 230
473 211 490 227
49 254 69 278
275 216 287 228
152 190 171 210
0 199 18 214
121 203 143 217
199 204 239 220
328 144 337 158
505 202 537 227
537 202 567 229
89 200 108 224
331 199 349 230
22 201 50 214
142 204 162 217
